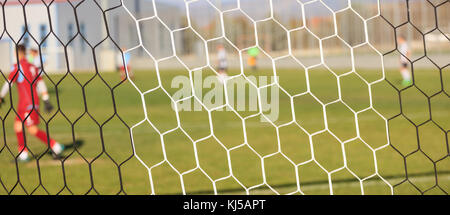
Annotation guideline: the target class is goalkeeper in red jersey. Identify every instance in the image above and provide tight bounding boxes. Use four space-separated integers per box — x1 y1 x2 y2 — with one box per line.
0 45 63 162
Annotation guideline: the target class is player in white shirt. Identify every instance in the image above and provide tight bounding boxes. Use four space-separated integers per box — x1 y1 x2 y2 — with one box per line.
398 36 412 86
217 44 228 84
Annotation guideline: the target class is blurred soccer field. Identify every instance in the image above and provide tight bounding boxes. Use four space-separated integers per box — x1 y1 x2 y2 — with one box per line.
0 67 448 195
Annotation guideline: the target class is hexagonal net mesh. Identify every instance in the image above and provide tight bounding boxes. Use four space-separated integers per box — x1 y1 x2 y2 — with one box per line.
0 0 448 195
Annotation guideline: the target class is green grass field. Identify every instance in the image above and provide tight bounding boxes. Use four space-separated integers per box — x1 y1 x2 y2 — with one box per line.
0 66 448 195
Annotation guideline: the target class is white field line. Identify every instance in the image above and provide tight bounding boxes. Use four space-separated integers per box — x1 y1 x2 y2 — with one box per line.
25 157 102 168
248 174 450 195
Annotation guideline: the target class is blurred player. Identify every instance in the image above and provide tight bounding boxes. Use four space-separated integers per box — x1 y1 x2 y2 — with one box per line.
247 47 259 72
28 48 54 112
217 44 228 84
398 36 412 86
28 48 42 69
0 45 63 162
117 48 134 80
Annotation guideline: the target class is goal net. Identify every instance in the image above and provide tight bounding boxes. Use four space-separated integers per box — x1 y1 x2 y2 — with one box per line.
0 0 448 195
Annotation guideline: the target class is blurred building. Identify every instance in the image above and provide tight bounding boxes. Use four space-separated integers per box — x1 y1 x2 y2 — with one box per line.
0 0 181 73
0 0 448 73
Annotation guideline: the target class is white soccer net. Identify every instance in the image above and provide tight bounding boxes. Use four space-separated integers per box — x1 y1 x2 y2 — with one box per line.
120 0 449 195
